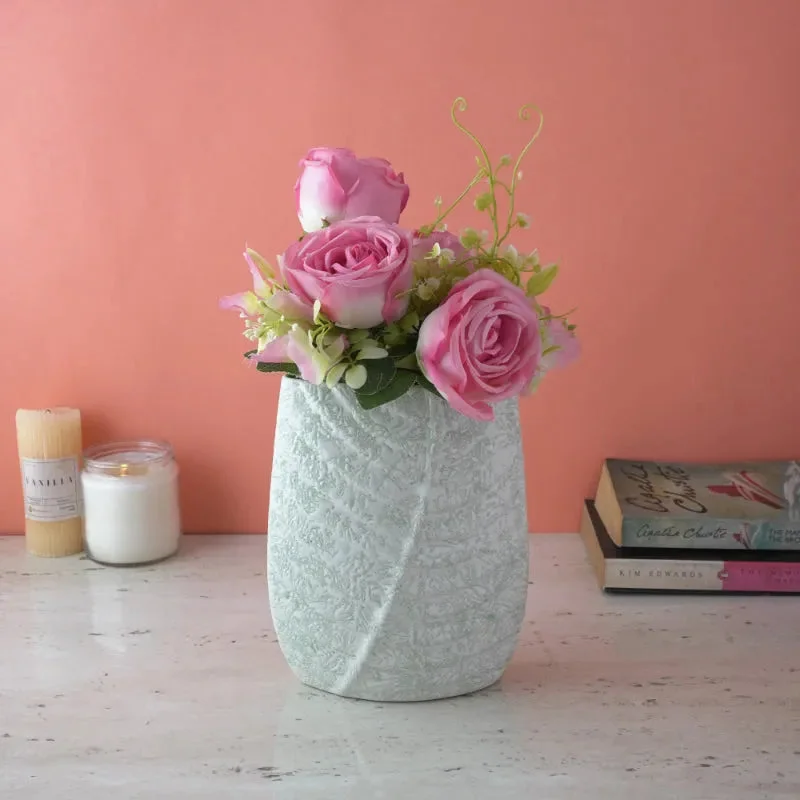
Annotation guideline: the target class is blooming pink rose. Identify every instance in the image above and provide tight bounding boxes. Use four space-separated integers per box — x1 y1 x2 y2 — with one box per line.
295 147 410 233
417 269 542 421
279 216 414 329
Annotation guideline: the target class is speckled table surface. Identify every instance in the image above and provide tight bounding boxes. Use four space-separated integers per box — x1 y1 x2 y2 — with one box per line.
1 534 798 799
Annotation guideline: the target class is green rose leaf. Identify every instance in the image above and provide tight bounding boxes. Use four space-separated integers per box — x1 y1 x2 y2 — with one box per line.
400 309 420 333
354 357 397 396
347 329 371 344
255 361 300 377
394 353 419 370
356 369 417 410
388 341 417 359
356 346 389 361
526 263 559 296
382 324 406 348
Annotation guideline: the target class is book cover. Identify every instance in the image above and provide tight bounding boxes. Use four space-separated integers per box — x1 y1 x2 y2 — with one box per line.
595 459 800 549
581 499 800 593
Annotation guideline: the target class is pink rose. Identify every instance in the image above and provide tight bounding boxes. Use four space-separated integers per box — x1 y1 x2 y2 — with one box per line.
417 269 542 421
295 147 410 233
279 216 414 329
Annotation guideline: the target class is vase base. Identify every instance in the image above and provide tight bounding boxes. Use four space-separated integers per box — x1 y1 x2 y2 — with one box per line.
292 671 506 703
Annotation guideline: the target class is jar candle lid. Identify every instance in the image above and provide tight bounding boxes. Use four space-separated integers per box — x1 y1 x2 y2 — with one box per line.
83 441 174 477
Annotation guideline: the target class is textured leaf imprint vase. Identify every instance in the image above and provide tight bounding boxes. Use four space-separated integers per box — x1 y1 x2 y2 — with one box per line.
267 377 529 702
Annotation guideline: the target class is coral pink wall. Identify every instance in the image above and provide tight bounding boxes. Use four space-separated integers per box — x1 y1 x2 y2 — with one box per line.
2 0 799 534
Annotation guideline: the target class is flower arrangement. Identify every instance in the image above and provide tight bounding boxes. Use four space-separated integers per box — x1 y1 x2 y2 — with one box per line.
220 98 578 421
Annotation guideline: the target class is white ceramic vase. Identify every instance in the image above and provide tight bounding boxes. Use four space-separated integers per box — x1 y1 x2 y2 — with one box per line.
267 377 529 702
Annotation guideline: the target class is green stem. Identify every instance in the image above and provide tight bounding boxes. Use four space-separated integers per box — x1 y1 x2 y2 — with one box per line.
449 97 501 251
545 306 577 320
427 169 485 231
487 170 500 254
497 104 544 250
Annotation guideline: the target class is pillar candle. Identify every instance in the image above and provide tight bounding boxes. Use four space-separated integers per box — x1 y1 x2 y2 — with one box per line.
15 408 84 557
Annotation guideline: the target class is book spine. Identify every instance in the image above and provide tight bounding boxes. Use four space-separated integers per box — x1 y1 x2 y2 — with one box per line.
620 517 800 550
605 559 800 592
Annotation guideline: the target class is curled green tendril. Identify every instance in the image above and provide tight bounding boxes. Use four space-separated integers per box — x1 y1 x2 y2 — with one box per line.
451 97 500 243
425 98 545 257
451 97 492 173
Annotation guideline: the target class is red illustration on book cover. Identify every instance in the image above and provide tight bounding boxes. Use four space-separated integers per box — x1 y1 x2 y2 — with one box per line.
706 470 784 510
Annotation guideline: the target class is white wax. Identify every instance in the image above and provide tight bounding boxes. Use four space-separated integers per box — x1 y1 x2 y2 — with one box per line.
82 459 181 565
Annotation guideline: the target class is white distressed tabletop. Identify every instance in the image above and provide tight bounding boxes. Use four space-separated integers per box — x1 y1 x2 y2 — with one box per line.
0 533 798 799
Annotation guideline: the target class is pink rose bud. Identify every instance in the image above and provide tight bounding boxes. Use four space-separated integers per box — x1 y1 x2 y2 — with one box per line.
279 216 414 329
295 147 410 233
417 269 542 421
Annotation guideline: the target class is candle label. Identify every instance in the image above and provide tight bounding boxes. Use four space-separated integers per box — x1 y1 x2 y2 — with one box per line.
20 457 82 521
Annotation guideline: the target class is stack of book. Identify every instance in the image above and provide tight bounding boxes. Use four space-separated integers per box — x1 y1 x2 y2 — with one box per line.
582 459 800 593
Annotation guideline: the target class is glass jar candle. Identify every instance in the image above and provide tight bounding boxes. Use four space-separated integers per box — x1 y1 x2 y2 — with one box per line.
82 441 181 566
